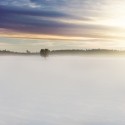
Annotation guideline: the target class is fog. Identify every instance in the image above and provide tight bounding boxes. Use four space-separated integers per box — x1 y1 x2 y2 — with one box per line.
0 56 125 125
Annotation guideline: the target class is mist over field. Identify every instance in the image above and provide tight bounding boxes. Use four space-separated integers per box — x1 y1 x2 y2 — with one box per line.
0 56 125 125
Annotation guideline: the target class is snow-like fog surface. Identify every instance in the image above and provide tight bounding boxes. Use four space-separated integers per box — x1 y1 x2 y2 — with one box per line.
0 56 125 125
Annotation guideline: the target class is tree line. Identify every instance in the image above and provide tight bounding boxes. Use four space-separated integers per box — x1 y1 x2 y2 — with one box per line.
1 49 125 57
40 49 125 57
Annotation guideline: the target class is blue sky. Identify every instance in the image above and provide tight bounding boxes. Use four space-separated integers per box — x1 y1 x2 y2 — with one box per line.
0 0 125 51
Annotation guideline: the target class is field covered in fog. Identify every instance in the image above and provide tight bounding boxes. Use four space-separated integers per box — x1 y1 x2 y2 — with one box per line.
0 56 125 125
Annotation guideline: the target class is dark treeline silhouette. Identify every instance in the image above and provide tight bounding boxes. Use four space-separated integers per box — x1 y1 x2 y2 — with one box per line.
50 49 125 56
0 50 38 55
1 49 125 56
40 49 125 57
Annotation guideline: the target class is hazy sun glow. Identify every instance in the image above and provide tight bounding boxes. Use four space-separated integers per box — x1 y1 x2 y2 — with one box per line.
101 1 125 28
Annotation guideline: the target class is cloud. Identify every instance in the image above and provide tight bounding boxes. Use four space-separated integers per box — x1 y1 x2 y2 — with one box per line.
0 0 99 37
30 0 67 6
1 0 125 50
0 5 69 18
0 2 97 37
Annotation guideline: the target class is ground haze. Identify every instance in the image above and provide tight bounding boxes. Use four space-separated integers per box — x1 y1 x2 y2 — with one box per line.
0 56 125 125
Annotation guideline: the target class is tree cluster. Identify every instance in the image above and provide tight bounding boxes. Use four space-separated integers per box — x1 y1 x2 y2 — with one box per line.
40 49 50 57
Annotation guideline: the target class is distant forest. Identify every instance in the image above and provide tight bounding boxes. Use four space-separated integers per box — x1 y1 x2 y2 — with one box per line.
0 50 38 55
1 49 125 56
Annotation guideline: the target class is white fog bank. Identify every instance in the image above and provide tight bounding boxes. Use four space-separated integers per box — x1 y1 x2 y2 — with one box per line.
0 56 125 125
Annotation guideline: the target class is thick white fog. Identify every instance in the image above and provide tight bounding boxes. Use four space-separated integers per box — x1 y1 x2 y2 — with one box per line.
0 56 125 125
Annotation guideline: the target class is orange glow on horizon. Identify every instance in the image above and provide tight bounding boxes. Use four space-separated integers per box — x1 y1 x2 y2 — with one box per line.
0 29 96 41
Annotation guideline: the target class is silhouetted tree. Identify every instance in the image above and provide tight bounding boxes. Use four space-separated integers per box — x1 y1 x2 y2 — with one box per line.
40 49 50 57
26 50 30 54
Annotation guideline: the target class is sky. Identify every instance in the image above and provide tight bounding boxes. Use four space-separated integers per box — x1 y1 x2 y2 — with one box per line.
1 0 125 52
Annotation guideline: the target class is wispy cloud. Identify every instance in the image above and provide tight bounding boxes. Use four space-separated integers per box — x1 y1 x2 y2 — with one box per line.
1 0 125 50
0 0 104 37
